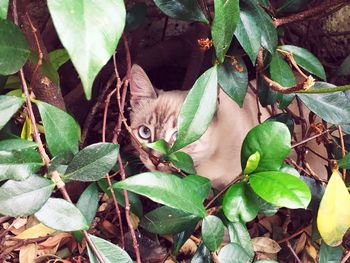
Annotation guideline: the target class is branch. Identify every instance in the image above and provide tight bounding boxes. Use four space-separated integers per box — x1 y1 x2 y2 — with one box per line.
273 0 348 27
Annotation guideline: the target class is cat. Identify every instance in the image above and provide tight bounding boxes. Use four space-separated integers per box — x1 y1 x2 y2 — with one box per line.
129 64 328 190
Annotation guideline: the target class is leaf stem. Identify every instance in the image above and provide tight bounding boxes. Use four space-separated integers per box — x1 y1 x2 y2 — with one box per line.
296 84 350 94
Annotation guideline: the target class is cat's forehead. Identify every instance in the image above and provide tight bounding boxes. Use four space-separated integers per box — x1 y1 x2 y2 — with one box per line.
130 90 187 127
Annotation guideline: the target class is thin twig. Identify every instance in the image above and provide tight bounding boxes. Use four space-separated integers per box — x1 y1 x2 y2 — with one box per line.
111 35 142 263
277 226 309 244
340 250 350 263
273 0 347 27
286 240 301 263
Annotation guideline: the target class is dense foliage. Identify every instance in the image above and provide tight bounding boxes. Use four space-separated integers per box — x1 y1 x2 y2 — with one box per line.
1 0 350 262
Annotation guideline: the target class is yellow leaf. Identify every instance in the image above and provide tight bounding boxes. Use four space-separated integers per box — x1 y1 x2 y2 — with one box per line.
21 115 33 141
317 170 350 246
15 223 56 240
19 243 37 263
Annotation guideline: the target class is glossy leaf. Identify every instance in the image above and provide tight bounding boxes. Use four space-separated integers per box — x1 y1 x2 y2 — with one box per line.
191 242 211 263
98 179 143 217
0 148 42 181
223 182 259 222
234 5 261 63
218 243 251 263
317 170 350 246
0 0 8 19
279 45 326 80
241 121 291 172
0 175 54 217
28 52 60 85
183 175 211 201
76 183 99 225
0 139 37 151
87 234 132 263
250 171 311 209
140 206 199 235
298 82 350 125
167 151 196 174
319 241 343 263
113 171 207 217
218 55 248 107
36 100 80 157
0 95 24 130
243 151 260 175
15 223 56 239
48 48 70 70
228 222 254 259
211 0 240 62
35 198 89 231
266 113 294 135
0 20 30 75
65 143 119 181
338 153 350 169
171 66 218 152
269 52 296 107
153 0 208 23
47 0 126 99
125 3 147 31
202 215 225 252
146 139 169 155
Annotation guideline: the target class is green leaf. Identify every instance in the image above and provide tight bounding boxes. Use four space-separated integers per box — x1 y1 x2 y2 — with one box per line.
241 121 291 172
234 5 261 63
76 183 99 226
266 113 294 135
0 139 37 151
173 226 197 254
218 55 248 107
0 20 30 75
243 151 260 175
211 0 240 62
335 53 350 76
48 49 70 71
98 179 143 217
0 95 24 130
87 234 132 263
319 241 343 263
249 171 311 209
279 45 326 80
153 0 208 23
317 170 350 246
183 175 211 201
125 3 147 31
171 66 218 152
65 143 119 181
146 139 169 155
223 182 259 223
47 0 126 99
0 0 8 20
0 175 54 217
227 222 254 259
338 153 350 169
191 242 211 263
113 171 207 217
0 148 43 181
240 0 277 54
202 215 225 252
297 82 350 125
140 206 199 235
218 243 251 263
269 52 296 108
167 151 196 174
36 100 80 157
35 198 89 231
276 0 311 13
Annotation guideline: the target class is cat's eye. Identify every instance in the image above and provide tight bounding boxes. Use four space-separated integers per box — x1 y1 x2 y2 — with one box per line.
138 125 151 140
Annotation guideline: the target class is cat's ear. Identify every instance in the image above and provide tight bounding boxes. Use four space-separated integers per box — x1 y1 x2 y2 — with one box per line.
130 64 157 107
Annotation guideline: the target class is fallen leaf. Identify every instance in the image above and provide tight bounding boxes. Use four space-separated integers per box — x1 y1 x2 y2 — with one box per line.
15 223 56 239
19 243 37 263
252 237 281 253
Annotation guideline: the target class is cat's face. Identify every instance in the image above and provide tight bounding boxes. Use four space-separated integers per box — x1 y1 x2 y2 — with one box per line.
129 65 187 171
